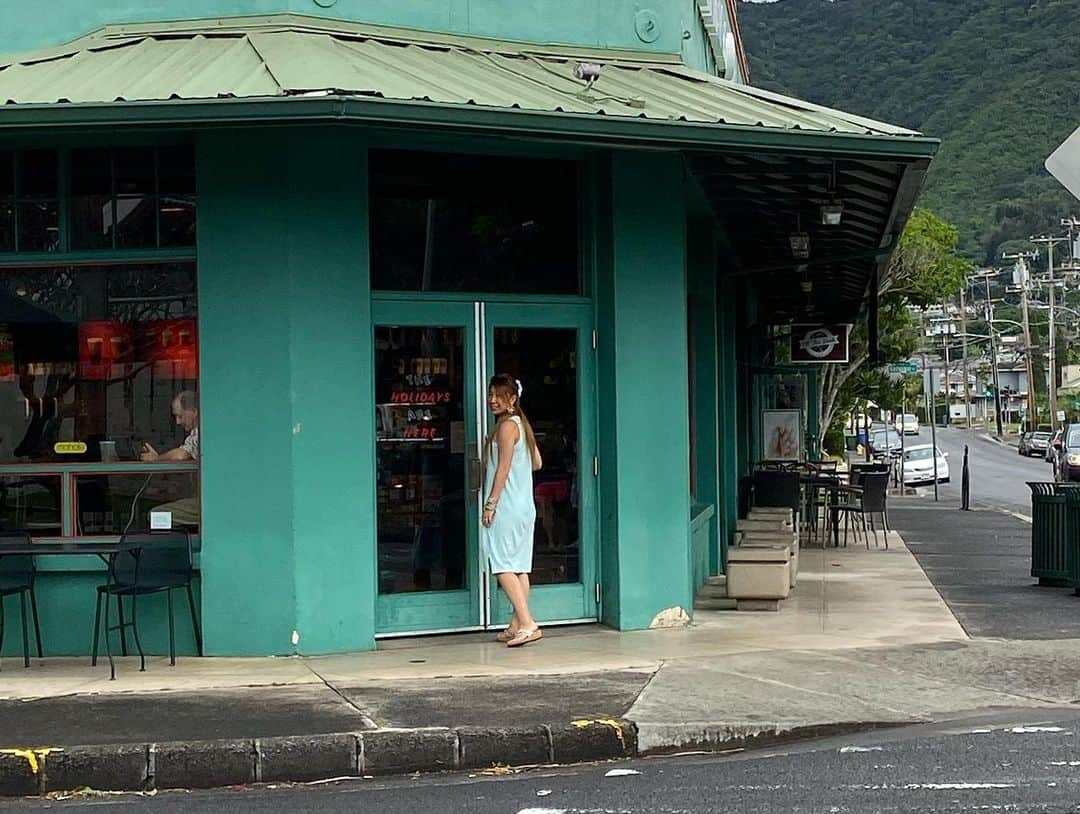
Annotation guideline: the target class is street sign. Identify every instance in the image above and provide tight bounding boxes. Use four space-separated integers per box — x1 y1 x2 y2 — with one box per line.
1073 400 1080 410
886 362 919 374
1047 123 1080 202
1058 410 1067 422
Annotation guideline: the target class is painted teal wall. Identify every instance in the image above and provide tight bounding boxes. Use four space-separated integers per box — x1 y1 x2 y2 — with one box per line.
198 127 374 656
598 151 692 630
198 130 299 656
285 134 375 654
0 0 691 57
688 218 720 581
1 562 200 659
717 270 739 564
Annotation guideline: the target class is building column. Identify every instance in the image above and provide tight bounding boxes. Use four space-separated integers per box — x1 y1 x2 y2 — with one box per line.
286 132 376 654
197 129 376 656
597 151 692 630
197 130 298 655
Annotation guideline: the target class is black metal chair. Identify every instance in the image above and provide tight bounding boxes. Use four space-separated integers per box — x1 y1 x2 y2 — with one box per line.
751 470 801 515
835 472 890 549
0 532 44 670
92 530 202 680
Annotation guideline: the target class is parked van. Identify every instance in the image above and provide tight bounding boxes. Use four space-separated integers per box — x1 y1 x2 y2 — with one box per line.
895 413 920 435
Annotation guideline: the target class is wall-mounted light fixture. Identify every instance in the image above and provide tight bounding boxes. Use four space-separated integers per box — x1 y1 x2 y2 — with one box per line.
820 161 843 225
820 202 844 226
789 232 810 259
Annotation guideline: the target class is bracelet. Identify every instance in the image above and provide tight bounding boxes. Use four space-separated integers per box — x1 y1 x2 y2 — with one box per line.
484 500 497 511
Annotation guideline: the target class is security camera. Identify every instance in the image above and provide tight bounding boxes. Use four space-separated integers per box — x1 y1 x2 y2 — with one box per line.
574 62 603 82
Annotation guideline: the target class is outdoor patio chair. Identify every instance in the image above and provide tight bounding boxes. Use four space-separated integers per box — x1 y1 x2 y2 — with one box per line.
834 471 890 549
752 470 801 515
0 532 44 669
92 530 203 680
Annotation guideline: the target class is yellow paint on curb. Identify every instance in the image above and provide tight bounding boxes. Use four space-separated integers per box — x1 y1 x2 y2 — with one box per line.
570 718 627 750
0 748 62 774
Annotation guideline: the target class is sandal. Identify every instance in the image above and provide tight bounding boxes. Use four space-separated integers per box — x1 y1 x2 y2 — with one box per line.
506 627 542 648
495 628 516 643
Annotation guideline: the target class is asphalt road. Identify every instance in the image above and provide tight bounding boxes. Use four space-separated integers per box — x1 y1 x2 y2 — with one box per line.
882 426 1080 640
902 426 1051 515
9 709 1080 813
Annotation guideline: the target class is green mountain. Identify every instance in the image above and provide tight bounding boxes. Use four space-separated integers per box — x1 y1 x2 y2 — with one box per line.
737 0 1080 263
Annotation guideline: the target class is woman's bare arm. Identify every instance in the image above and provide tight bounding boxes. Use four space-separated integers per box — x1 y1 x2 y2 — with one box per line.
486 420 520 507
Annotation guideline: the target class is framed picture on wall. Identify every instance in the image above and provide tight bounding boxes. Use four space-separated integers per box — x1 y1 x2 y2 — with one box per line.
762 409 802 461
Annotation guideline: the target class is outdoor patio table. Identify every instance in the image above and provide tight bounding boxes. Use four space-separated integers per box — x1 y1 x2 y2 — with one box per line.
0 537 151 674
800 474 842 544
0 539 139 557
828 483 864 547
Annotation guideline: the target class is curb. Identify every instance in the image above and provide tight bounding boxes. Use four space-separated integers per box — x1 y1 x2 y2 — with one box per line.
0 718 902 797
634 720 903 756
0 721 637 797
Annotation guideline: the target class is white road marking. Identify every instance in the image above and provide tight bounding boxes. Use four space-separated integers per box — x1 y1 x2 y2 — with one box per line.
839 746 883 753
1008 726 1070 733
1003 510 1033 524
604 768 641 777
847 782 1015 791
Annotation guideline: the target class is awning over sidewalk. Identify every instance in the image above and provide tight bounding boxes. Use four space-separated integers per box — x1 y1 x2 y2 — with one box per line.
0 14 937 323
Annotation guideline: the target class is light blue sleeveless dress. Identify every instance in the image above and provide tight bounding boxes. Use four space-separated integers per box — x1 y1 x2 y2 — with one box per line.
482 416 536 574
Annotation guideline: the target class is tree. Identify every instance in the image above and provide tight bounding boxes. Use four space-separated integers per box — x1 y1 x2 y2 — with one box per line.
817 208 972 444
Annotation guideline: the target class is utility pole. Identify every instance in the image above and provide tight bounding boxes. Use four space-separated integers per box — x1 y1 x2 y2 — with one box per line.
941 305 951 429
1003 252 1039 431
1032 233 1070 432
959 286 971 430
982 270 1004 438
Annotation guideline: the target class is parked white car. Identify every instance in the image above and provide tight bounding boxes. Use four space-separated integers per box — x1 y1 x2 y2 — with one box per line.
895 413 920 435
901 444 949 486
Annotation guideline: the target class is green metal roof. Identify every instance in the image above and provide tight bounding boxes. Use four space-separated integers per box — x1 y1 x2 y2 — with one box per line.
0 14 921 139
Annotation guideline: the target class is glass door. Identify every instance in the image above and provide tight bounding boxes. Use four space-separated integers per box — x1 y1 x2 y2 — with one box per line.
483 303 598 625
372 299 598 636
373 301 482 634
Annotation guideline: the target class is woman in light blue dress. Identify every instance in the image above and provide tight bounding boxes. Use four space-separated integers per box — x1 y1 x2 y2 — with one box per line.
482 373 543 647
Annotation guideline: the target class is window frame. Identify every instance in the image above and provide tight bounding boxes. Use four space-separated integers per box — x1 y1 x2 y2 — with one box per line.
0 143 196 260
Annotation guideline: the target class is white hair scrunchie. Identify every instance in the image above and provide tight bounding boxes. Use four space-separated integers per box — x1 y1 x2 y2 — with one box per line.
515 379 523 397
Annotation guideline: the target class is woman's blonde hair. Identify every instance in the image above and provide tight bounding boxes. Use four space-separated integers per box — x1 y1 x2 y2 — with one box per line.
488 372 537 461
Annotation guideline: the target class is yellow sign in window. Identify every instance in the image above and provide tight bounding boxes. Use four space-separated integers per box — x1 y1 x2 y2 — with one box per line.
54 442 88 455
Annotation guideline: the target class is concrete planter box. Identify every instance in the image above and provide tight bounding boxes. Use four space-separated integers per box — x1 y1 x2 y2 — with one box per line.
738 518 793 533
739 526 799 587
748 507 794 522
725 545 791 600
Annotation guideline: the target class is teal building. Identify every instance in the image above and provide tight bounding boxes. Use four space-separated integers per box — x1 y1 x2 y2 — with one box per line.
0 1 936 658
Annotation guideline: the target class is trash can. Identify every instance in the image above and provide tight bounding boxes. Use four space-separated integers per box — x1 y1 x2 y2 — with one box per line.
844 434 858 452
1066 489 1080 596
1027 482 1080 586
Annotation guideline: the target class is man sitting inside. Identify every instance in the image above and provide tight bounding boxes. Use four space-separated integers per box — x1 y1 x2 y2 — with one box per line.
140 390 199 528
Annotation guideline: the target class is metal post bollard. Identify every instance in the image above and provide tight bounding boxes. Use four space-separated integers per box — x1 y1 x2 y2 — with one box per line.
961 444 971 511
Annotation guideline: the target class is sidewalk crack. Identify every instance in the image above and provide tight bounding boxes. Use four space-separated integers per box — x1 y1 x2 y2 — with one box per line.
303 662 379 730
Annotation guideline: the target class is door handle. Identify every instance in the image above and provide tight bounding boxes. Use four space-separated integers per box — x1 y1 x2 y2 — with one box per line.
467 444 482 495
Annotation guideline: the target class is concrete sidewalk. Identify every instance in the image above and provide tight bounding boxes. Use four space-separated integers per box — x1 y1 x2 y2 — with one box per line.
4 530 1080 796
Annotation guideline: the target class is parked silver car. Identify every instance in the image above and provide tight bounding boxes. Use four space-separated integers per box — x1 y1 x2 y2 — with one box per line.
1019 430 1052 457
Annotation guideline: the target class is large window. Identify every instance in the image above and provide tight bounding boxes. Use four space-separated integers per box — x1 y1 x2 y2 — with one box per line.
0 262 199 534
0 145 195 255
71 146 196 250
0 150 60 253
370 150 580 294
